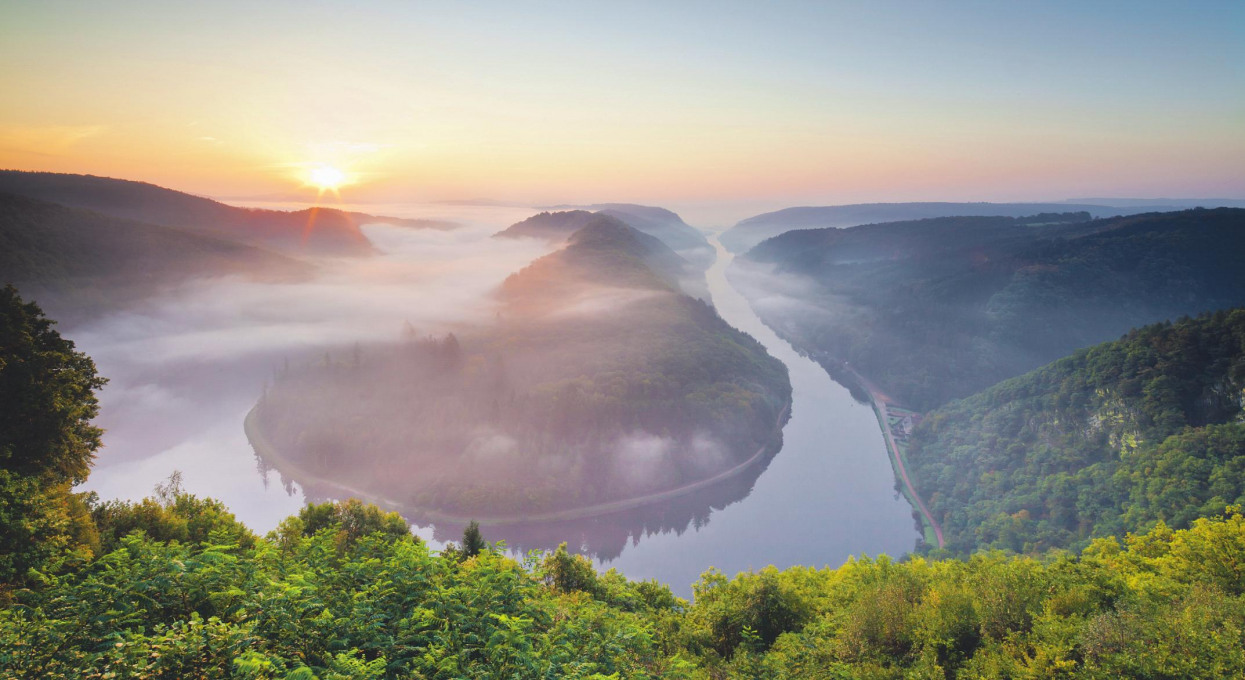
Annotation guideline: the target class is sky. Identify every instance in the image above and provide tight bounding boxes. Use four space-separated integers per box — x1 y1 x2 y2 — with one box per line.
2 1 1242 224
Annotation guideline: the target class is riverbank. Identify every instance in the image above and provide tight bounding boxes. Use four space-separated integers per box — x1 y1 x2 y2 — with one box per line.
841 365 945 549
245 400 790 526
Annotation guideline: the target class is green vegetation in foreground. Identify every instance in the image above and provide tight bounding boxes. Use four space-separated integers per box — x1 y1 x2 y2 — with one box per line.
8 488 1245 677
7 284 1245 678
909 309 1245 556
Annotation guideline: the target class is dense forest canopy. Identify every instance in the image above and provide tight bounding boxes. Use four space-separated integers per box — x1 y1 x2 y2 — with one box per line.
10 479 1245 678
253 217 790 518
736 208 1245 410
907 310 1245 555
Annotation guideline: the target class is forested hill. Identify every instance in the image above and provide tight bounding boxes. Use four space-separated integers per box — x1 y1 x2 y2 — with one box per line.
501 214 689 299
592 203 713 256
0 170 447 256
736 208 1245 410
908 309 1245 555
721 201 1129 253
253 216 790 520
495 205 714 278
501 213 708 301
0 192 309 325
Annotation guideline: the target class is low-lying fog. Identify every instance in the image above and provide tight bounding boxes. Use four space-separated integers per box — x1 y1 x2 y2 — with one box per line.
77 204 549 538
73 203 918 594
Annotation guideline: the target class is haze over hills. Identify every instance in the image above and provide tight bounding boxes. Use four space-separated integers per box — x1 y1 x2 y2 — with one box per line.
496 209 713 299
907 310 1245 556
0 171 455 257
0 192 309 325
502 203 711 256
547 203 714 259
733 208 1245 410
718 200 1242 253
253 215 790 521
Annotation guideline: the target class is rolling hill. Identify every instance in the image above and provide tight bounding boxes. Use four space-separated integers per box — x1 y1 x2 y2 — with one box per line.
734 208 1245 410
497 211 712 299
721 200 1175 253
0 170 453 256
0 192 309 325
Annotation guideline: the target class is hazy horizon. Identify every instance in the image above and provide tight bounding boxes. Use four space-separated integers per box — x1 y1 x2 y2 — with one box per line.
3 1 1242 217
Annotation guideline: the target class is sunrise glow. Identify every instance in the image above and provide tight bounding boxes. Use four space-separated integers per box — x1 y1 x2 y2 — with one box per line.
0 2 1241 221
307 165 346 192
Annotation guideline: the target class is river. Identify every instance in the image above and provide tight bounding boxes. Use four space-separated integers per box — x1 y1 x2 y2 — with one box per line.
77 214 918 597
580 236 918 591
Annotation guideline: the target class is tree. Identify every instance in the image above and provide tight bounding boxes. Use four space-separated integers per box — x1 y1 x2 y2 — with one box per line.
0 285 106 485
461 520 487 558
0 285 106 584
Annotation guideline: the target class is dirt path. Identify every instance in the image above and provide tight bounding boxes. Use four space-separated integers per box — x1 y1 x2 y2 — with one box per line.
843 366 945 549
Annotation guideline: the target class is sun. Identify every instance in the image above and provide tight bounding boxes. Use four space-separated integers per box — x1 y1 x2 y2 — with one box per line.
307 164 347 191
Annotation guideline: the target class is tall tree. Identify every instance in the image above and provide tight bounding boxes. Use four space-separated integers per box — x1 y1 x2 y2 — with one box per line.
0 285 106 584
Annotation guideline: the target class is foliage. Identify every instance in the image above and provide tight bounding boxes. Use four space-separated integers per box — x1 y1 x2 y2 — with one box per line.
0 285 105 585
907 309 1245 554
6 496 1245 678
91 472 257 554
461 520 487 558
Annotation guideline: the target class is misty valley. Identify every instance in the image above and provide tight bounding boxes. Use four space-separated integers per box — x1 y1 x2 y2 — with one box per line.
7 5 1245 676
5 170 1245 677
252 214 790 519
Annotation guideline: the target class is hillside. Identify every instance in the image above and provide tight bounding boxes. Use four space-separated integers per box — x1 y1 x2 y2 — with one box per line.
493 209 599 241
497 211 712 299
517 203 711 256
252 218 791 519
0 170 451 256
907 310 1245 556
0 193 309 324
736 208 1245 410
721 201 1145 253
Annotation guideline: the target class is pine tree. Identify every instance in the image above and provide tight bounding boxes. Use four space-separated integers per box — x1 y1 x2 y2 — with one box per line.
461 520 487 558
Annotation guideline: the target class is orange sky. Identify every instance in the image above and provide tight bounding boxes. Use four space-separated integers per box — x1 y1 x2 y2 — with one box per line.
3 2 1242 220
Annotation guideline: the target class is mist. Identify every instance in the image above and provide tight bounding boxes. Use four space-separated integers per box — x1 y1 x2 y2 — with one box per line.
77 210 552 534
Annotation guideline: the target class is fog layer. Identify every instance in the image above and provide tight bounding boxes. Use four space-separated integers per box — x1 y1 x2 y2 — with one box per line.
79 210 551 531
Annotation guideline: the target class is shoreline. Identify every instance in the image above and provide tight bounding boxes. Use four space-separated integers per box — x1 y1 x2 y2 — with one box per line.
839 364 946 550
245 400 791 526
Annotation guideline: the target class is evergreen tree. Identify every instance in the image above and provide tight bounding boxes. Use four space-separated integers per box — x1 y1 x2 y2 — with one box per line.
461 519 487 558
